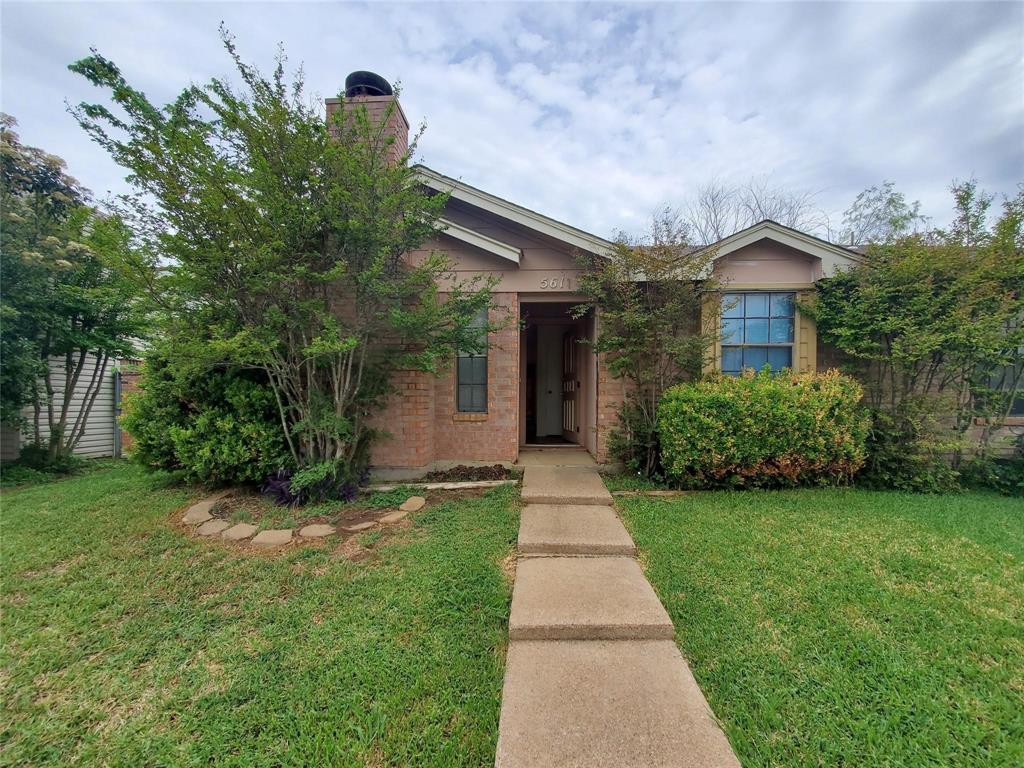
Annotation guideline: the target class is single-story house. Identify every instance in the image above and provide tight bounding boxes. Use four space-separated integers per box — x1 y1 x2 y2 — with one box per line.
330 75 868 477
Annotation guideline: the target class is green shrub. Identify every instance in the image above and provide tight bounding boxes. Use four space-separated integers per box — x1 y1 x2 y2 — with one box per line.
607 393 662 477
658 369 869 489
960 436 1024 497
122 352 290 487
860 403 961 493
1 463 53 488
14 444 87 475
0 445 88 488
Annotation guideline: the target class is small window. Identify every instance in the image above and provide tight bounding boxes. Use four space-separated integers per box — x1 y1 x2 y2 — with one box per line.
987 355 1024 417
721 292 795 375
457 309 488 412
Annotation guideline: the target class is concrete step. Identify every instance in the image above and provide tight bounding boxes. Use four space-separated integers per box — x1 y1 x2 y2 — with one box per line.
516 447 596 467
520 466 613 506
509 556 675 641
518 504 635 556
495 639 742 768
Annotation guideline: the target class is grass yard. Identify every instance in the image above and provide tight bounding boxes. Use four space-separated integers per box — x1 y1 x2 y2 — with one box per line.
1 463 519 767
617 488 1024 767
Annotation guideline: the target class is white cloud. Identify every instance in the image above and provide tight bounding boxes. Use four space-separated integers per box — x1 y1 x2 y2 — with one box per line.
515 31 549 54
1 1 1020 239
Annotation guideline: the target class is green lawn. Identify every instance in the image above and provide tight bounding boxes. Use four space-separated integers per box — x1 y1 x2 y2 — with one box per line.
617 488 1024 767
1 463 518 767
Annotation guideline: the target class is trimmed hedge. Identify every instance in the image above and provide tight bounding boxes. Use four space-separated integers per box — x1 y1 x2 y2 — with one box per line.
658 369 869 488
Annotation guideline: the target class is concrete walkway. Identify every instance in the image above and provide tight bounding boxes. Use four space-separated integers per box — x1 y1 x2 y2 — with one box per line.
496 465 741 768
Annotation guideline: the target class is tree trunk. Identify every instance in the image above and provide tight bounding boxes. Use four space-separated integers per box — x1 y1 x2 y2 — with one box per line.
67 353 110 453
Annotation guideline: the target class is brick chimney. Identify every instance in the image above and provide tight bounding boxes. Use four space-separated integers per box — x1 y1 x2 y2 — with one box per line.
326 70 409 165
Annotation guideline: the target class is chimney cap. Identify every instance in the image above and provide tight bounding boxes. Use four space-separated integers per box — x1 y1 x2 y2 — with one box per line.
345 71 393 97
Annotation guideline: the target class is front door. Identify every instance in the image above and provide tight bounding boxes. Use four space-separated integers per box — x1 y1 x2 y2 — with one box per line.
536 325 563 437
561 330 579 441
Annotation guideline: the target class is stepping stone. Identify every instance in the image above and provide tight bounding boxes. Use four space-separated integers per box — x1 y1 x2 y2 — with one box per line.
181 490 232 524
341 521 376 533
299 523 335 538
518 504 635 556
509 556 674 641
379 509 408 524
196 519 229 536
520 466 613 507
251 529 292 547
495 640 741 768
182 505 213 524
222 523 257 541
399 495 426 512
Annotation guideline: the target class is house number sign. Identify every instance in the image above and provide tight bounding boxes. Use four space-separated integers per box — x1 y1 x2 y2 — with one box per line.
539 274 574 290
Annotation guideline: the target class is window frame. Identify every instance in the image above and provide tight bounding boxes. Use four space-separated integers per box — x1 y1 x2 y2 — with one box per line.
986 348 1024 418
720 291 797 375
456 308 489 413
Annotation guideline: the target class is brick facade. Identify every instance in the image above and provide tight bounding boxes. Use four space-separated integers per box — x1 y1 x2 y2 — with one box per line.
370 293 523 471
117 367 142 456
325 94 409 165
594 352 625 464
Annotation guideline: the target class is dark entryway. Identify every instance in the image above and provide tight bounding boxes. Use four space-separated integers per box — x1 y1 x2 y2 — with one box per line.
520 302 593 448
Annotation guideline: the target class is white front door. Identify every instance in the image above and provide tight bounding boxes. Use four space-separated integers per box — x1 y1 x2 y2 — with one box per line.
536 325 563 436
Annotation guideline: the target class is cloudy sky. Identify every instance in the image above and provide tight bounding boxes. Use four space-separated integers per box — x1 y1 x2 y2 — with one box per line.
2 1 1021 239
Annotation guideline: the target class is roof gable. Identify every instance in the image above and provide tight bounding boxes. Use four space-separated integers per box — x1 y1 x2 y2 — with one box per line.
438 217 522 265
414 165 614 258
698 220 863 277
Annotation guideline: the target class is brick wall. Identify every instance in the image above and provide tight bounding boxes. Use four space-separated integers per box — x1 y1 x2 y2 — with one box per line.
434 293 520 464
326 95 409 166
369 293 520 470
368 369 436 469
118 368 142 456
595 352 626 463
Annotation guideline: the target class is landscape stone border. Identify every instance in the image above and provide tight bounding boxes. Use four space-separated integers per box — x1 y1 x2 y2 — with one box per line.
179 490 430 549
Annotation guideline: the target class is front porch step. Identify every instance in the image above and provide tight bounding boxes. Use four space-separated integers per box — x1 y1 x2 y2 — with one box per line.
518 504 635 556
495 639 742 768
508 556 675 641
520 466 613 506
515 447 597 467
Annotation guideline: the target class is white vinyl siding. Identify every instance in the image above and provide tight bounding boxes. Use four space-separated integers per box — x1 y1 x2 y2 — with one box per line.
9 354 120 459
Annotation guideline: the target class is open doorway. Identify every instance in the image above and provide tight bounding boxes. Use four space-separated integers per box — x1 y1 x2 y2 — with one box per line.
520 302 593 448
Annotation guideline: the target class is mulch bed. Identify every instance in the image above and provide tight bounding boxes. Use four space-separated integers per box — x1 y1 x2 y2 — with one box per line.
423 464 513 482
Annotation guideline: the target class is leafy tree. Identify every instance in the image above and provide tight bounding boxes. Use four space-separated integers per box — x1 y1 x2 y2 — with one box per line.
808 181 1023 490
572 207 718 476
0 115 144 462
68 31 496 493
836 181 928 246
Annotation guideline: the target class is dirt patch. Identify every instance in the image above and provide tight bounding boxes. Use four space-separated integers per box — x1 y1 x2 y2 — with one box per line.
499 550 517 587
423 464 512 482
333 535 371 562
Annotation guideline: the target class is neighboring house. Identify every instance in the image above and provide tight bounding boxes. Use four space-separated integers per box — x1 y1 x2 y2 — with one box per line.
331 75 865 477
0 353 132 461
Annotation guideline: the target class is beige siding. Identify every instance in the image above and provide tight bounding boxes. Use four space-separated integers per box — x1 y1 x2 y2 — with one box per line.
19 354 119 458
796 290 817 373
702 292 721 376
